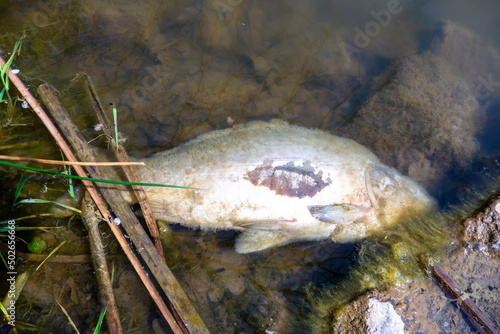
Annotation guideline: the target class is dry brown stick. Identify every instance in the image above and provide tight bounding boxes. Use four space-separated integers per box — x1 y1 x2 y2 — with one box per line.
83 76 164 258
430 264 500 334
0 154 145 166
81 192 122 334
36 84 184 334
37 83 208 334
0 55 185 334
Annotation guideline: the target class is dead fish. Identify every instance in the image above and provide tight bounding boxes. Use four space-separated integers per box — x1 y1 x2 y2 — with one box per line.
133 119 436 253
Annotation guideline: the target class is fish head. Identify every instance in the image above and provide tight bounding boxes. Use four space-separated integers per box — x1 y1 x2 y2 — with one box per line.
366 164 437 225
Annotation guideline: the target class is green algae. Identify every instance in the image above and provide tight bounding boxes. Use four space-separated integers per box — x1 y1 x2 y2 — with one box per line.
309 211 452 333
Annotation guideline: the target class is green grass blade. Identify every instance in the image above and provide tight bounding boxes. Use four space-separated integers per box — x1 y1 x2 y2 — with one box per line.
68 171 77 203
93 306 108 334
13 174 23 201
0 301 13 323
0 31 25 102
0 160 196 189
66 167 78 204
13 174 34 205
110 262 115 283
2 32 25 75
0 226 57 233
15 199 82 213
0 252 7 271
0 213 59 225
0 87 6 101
60 152 78 204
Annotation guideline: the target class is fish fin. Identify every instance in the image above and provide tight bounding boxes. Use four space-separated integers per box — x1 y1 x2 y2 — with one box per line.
234 219 295 230
235 230 295 253
308 204 372 224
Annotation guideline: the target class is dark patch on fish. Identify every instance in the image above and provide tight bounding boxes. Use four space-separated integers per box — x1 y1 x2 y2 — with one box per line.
245 163 331 198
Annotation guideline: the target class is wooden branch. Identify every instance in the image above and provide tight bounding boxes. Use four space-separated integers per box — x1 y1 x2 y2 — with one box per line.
0 54 194 333
82 74 164 258
37 83 208 334
81 192 122 334
430 264 500 334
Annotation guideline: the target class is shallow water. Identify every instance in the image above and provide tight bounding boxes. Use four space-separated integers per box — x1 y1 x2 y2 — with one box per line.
0 0 499 333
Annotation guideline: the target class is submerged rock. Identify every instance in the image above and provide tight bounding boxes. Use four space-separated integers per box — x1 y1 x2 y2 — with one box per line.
198 0 245 53
338 52 480 190
423 19 500 101
313 197 500 334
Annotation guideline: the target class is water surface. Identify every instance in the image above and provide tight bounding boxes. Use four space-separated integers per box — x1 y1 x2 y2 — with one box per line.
0 0 499 332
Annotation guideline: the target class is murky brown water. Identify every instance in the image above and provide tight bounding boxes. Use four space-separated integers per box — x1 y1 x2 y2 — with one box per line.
0 0 499 333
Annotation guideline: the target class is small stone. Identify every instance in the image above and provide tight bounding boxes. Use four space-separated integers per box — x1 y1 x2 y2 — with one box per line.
226 274 245 295
483 214 493 224
366 298 404 334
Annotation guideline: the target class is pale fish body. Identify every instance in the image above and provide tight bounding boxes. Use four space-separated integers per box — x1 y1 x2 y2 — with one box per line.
134 120 436 253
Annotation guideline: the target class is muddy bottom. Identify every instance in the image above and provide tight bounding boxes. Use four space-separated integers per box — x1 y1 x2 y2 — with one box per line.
332 199 500 334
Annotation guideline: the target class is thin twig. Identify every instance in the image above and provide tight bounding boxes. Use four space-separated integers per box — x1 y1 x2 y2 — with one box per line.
37 83 207 333
82 192 122 334
55 299 81 334
83 73 165 258
0 154 145 166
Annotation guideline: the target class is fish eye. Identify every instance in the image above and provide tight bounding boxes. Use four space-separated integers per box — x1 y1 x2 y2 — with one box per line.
371 165 397 192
